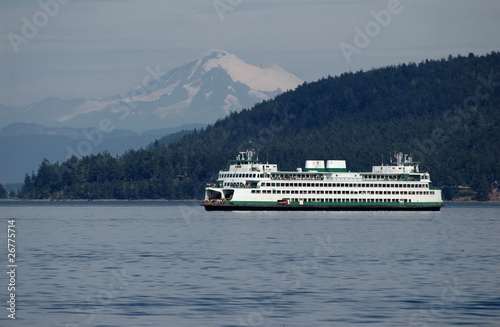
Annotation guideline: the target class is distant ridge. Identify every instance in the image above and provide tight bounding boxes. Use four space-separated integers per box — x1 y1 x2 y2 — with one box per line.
19 52 500 201
0 51 303 132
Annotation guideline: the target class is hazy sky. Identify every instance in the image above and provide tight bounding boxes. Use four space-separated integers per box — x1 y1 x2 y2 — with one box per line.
1 0 499 106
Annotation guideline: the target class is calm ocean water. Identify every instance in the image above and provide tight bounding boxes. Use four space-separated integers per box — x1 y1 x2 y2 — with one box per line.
0 201 499 327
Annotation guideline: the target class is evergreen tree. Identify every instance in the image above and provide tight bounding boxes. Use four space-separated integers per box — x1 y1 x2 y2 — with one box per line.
0 183 7 198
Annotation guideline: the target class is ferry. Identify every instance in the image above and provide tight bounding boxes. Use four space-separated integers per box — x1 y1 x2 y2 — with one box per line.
201 150 443 211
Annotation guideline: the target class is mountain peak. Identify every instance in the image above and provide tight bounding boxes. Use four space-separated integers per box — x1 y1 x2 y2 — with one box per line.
199 50 302 93
1 51 303 132
201 49 230 58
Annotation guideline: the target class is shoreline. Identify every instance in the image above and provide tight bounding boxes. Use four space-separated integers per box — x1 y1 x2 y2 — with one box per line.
0 198 202 202
444 200 500 205
1 199 500 204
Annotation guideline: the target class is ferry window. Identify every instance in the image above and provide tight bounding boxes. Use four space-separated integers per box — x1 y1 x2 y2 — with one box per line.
286 183 290 187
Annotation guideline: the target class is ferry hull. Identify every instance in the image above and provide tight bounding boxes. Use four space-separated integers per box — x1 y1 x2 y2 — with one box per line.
201 203 443 211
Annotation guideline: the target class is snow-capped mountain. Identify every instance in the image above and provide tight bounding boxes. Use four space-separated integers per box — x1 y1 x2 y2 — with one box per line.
1 50 302 132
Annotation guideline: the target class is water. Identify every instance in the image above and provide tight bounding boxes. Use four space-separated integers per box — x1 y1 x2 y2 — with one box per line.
0 201 499 327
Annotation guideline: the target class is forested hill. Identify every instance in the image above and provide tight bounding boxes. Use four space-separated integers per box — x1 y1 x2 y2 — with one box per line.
20 52 500 200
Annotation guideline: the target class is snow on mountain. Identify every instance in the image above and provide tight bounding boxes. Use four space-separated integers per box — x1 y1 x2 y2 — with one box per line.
0 51 303 132
202 50 302 92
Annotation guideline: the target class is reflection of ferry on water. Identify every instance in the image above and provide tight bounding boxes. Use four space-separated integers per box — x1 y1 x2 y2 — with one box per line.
201 150 443 211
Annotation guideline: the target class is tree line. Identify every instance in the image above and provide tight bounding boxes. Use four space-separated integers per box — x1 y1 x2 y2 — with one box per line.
18 52 500 200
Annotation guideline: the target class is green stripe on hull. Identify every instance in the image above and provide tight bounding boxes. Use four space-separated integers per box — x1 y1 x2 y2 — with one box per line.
228 201 442 206
201 202 443 211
